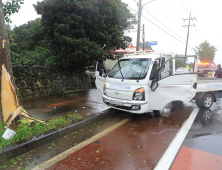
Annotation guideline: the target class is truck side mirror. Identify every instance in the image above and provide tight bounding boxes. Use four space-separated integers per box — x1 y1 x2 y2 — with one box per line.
151 79 159 91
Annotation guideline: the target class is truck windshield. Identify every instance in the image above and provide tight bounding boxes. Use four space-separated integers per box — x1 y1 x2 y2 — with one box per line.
108 58 151 79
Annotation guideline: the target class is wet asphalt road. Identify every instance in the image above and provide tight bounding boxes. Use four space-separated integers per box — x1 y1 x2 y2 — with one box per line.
20 89 110 121
47 102 194 170
171 101 222 170
1 90 222 169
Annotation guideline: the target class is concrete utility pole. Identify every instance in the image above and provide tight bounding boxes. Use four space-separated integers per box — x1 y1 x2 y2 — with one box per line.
136 0 142 51
183 12 196 56
142 24 145 51
136 0 156 51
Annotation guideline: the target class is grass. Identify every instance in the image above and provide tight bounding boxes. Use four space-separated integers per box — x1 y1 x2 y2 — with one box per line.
0 113 82 150
63 89 80 94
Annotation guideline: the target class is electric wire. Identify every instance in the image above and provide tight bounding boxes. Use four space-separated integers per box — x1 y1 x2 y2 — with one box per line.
168 0 183 19
156 0 197 48
133 0 138 4
179 0 189 16
159 0 184 26
165 0 183 22
128 6 194 52
143 7 186 42
184 0 203 42
141 14 186 45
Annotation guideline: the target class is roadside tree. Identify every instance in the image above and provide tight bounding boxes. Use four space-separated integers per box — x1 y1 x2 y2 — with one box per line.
10 18 52 66
194 40 217 63
0 0 24 123
33 0 136 72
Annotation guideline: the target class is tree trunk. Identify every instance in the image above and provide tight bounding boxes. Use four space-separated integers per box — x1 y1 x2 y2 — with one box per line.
0 0 19 126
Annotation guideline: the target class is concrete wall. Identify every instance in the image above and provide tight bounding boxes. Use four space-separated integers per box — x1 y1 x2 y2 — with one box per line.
13 66 92 98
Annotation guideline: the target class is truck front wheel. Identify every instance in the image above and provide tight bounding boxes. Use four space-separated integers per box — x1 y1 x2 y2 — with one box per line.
196 94 214 109
153 110 161 117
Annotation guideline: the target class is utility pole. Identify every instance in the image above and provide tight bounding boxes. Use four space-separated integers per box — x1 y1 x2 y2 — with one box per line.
136 0 142 51
183 12 196 56
142 24 145 51
135 0 156 51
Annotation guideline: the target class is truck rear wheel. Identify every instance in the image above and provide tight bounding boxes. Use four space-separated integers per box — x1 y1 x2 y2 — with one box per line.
196 94 214 109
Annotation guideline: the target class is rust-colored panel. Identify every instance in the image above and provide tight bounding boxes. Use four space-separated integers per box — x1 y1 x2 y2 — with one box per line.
171 146 222 170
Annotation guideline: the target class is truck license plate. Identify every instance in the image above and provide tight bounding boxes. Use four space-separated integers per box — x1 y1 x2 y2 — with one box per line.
110 100 123 106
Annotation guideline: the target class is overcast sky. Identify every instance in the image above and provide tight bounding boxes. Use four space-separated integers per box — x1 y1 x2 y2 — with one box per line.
3 0 222 64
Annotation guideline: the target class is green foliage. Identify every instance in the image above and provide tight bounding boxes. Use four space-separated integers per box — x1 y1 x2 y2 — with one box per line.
7 18 52 67
139 41 153 50
169 58 186 68
17 91 22 97
81 74 91 88
11 18 44 54
63 89 80 94
33 0 136 72
52 87 62 94
0 113 82 149
12 46 52 67
3 0 24 23
194 40 217 63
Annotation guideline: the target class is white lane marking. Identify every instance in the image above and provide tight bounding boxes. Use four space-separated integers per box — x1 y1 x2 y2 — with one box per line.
154 108 199 170
149 129 178 135
32 117 131 170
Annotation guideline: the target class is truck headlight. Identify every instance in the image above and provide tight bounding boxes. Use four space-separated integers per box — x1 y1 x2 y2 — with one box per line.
133 88 145 101
103 84 107 95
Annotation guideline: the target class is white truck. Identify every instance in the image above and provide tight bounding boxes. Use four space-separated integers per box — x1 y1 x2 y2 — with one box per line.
95 52 222 116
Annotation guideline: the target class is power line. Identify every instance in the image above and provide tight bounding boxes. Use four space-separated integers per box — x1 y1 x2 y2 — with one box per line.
184 0 203 42
159 0 184 26
158 0 197 47
165 0 183 22
141 14 186 45
128 6 138 13
126 4 195 52
183 12 196 55
133 0 138 4
168 0 183 19
179 0 189 16
143 7 186 42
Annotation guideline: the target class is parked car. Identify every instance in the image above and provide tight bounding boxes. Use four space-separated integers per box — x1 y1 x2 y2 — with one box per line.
175 67 189 74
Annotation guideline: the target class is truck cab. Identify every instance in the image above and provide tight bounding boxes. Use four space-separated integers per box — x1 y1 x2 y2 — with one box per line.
95 52 198 115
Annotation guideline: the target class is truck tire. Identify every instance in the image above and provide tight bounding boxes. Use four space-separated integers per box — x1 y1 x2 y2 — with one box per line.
196 94 214 109
172 101 183 107
153 110 161 117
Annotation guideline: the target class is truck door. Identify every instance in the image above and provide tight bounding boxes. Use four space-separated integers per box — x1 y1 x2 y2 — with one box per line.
95 60 107 92
149 55 198 111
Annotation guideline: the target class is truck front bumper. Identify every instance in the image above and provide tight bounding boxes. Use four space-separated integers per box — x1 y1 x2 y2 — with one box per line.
102 95 149 114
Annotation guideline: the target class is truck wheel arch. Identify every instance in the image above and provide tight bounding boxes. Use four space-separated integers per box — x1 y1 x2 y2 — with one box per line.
194 92 216 102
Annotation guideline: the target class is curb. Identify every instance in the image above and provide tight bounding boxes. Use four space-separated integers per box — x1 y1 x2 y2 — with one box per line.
0 109 112 163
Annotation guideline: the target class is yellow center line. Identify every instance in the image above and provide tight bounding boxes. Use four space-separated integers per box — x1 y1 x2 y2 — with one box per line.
32 117 132 170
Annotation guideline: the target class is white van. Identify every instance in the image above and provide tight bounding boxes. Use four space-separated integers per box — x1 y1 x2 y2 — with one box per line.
95 52 222 116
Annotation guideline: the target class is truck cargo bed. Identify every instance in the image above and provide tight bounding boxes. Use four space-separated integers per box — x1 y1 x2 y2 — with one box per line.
196 77 222 92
